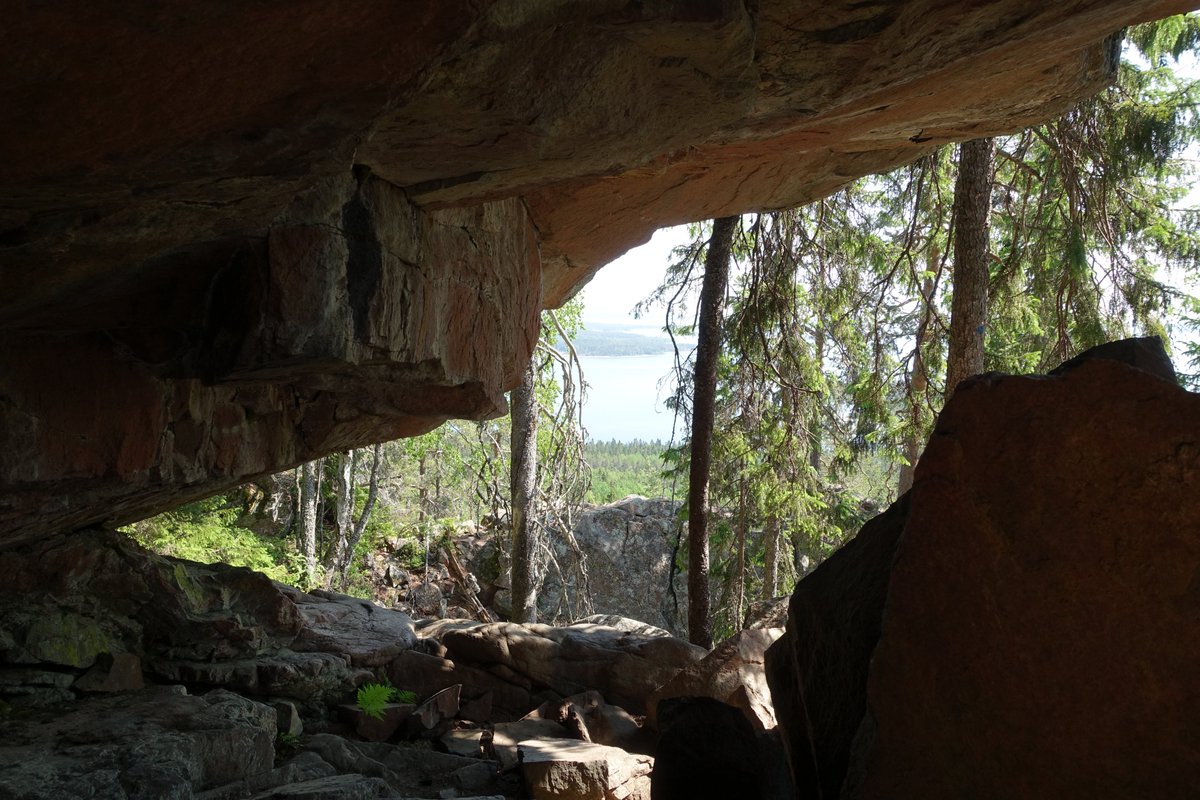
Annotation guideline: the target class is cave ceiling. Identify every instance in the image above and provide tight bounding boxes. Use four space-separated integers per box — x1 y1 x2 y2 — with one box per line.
0 0 1195 543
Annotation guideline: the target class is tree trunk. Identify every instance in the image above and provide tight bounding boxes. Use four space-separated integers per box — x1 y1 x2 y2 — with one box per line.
325 450 355 589
687 215 737 649
336 442 383 591
762 516 779 601
899 267 937 495
946 137 995 393
809 285 826 476
509 357 539 624
298 461 319 586
417 452 428 525
733 476 748 629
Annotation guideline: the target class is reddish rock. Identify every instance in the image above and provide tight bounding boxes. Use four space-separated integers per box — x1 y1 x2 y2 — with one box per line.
768 344 1200 799
763 495 910 798
847 357 1200 798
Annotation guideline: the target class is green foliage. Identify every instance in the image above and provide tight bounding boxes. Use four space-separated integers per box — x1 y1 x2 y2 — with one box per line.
123 495 299 583
276 731 302 763
394 689 418 704
585 439 671 503
356 682 397 719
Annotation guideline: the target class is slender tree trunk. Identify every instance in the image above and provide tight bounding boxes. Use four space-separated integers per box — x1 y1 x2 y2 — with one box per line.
510 358 539 624
299 461 319 586
762 516 779 601
325 450 355 589
809 282 826 476
337 443 383 590
314 464 326 562
791 527 809 578
687 215 737 649
733 476 748 628
418 453 428 525
946 137 995 393
899 267 937 495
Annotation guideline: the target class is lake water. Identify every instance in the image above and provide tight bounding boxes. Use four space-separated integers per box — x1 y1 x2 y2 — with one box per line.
579 352 690 443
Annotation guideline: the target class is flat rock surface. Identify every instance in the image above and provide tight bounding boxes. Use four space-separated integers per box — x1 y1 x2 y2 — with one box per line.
0 686 276 798
519 738 652 800
284 586 417 667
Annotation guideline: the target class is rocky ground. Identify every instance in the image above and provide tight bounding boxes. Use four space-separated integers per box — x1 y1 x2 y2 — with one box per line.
0 529 786 799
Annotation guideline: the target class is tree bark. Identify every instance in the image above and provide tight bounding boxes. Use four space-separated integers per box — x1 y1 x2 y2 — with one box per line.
336 442 383 590
298 461 319 586
687 215 737 649
509 357 539 624
733 476 748 629
325 450 356 589
946 137 995 393
762 516 779 601
899 267 937 495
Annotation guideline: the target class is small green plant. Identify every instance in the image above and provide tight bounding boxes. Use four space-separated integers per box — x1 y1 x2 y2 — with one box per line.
275 731 302 765
394 689 417 704
356 682 397 719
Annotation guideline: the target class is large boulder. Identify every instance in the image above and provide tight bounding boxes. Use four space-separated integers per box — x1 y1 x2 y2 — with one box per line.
0 686 276 798
0 530 413 710
398 620 706 723
542 497 687 636
767 341 1200 798
763 495 910 797
648 627 783 732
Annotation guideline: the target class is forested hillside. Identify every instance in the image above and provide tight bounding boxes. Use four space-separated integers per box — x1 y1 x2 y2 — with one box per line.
585 439 672 502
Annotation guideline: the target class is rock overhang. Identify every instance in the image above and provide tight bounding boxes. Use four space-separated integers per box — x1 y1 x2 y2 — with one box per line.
0 0 1196 543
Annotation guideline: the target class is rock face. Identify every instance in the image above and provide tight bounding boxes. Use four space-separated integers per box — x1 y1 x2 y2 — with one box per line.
543 497 687 636
0 529 410 712
1 1 1193 546
0 177 540 547
763 496 910 798
0 686 276 798
766 342 1200 798
368 497 687 632
648 627 782 732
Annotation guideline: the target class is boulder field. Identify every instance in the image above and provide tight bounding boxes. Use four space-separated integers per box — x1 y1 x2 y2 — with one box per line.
0 526 781 799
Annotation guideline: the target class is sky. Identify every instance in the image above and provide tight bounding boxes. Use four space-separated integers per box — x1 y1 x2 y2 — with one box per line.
573 225 696 442
579 225 694 328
